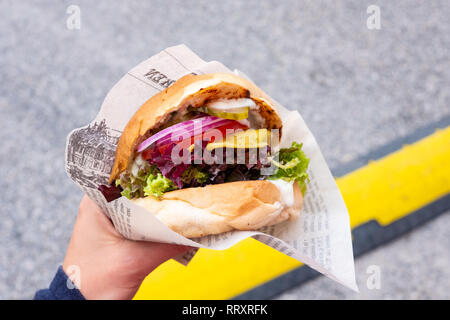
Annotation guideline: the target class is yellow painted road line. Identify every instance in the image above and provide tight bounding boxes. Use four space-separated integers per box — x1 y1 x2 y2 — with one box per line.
342 127 450 228
134 238 301 300
133 127 450 300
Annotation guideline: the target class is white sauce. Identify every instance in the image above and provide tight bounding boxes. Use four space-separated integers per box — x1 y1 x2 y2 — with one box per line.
206 98 257 110
131 161 140 177
131 154 144 176
269 180 295 207
134 153 144 166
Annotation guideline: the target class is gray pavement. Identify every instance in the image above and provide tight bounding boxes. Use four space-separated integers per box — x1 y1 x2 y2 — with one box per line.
0 0 449 299
276 211 450 299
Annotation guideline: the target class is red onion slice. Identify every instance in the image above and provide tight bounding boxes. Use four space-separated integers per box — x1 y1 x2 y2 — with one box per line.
136 116 237 152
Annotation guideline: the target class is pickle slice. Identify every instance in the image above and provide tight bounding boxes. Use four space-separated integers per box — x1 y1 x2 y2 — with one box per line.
199 106 249 120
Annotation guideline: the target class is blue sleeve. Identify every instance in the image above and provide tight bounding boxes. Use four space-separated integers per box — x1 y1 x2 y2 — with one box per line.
33 266 85 300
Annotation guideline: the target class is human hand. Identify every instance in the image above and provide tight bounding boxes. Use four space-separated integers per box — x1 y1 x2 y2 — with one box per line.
63 195 190 300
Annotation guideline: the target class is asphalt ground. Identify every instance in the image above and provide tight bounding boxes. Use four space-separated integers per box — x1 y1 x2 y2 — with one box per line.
0 0 449 299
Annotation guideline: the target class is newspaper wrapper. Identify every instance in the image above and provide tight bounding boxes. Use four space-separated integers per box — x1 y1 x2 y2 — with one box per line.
65 44 358 291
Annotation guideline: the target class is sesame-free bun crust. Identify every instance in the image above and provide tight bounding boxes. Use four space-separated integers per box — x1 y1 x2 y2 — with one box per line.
109 73 282 183
132 180 303 238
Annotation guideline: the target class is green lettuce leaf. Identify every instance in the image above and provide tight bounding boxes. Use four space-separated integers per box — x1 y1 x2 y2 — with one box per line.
143 172 177 197
181 166 209 185
115 159 176 199
268 142 310 194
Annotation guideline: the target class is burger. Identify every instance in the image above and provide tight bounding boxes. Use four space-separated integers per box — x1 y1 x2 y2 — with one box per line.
99 73 309 238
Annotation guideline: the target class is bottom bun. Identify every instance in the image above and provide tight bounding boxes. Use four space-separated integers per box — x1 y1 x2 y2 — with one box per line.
131 180 303 238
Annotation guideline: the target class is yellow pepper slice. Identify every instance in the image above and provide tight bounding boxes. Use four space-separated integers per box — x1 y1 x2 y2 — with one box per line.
206 129 270 151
